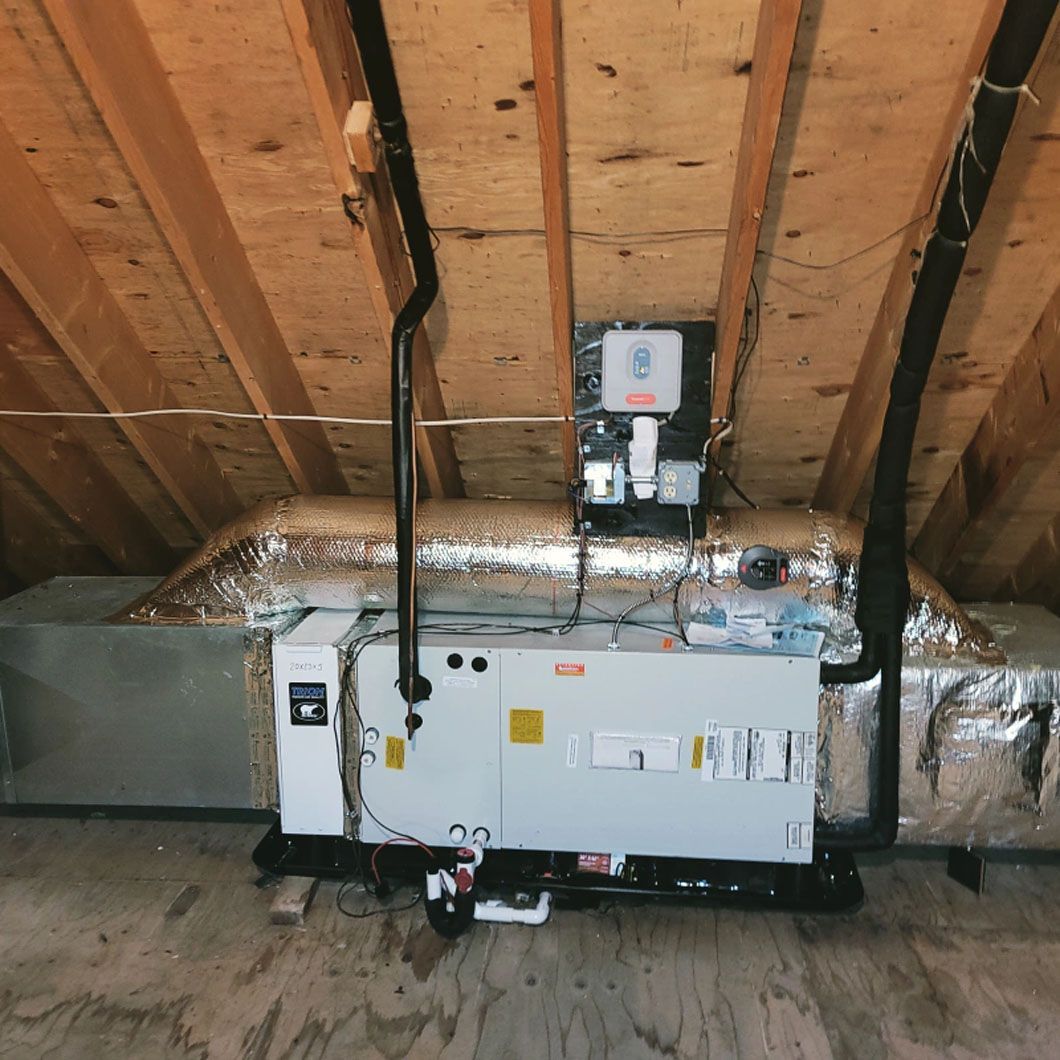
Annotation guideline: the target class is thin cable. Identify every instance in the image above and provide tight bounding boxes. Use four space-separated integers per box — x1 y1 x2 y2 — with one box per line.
0 407 574 428
608 505 694 651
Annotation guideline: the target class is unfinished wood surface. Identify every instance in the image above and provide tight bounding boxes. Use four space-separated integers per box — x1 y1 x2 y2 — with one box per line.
712 0 803 422
0 1 291 521
0 818 1059 1057
528 0 576 480
563 0 756 322
282 0 466 499
0 116 243 539
992 510 1060 607
914 282 1060 578
901 23 1060 543
0 278 175 574
383 0 565 498
134 0 402 499
42 0 347 496
811 2 1008 512
723 0 1003 511
268 874 320 926
0 467 113 586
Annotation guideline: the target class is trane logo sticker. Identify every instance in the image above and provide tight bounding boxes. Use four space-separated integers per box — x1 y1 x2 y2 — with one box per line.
554 662 585 677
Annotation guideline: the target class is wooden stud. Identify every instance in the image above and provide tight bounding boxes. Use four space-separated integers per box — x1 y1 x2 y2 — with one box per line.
281 0 465 498
0 278 176 574
711 0 803 424
42 0 347 496
528 0 577 482
812 2 1007 512
914 283 1060 578
0 118 242 538
343 100 380 173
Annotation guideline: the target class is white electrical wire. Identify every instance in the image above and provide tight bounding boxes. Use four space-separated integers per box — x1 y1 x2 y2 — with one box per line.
0 407 574 428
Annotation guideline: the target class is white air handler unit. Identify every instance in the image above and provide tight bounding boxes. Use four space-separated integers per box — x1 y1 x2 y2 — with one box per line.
272 611 820 865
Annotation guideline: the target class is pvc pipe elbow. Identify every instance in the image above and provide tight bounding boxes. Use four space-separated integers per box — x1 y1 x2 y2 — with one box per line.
474 891 553 926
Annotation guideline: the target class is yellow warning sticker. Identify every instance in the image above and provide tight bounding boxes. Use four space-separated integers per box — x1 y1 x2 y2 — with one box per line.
691 734 705 770
509 709 545 745
385 735 405 770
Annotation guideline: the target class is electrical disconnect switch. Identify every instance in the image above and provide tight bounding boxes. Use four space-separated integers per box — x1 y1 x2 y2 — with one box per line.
656 461 700 505
583 460 625 505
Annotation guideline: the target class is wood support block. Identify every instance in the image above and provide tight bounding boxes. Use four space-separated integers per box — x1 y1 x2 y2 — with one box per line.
343 100 379 172
269 875 320 927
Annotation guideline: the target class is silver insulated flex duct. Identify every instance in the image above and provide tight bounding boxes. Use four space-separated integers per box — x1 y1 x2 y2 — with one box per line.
124 495 995 663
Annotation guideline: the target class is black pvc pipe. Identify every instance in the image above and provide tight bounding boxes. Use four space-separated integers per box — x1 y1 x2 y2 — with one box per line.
346 0 434 721
817 0 1056 851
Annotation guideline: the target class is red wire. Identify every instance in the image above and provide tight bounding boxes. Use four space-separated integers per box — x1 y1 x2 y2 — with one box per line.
370 836 435 884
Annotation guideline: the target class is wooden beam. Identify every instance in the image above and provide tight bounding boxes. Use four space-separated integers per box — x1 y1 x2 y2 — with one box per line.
528 0 576 481
913 283 1060 577
992 512 1060 607
0 277 176 574
281 0 465 498
0 118 242 538
42 0 347 496
0 480 114 586
812 2 1007 511
711 0 803 423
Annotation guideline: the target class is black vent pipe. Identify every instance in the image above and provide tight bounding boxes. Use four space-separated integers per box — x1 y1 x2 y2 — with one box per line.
817 0 1057 850
347 0 435 727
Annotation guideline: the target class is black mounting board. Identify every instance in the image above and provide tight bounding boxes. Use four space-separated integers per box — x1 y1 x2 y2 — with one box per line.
573 320 714 538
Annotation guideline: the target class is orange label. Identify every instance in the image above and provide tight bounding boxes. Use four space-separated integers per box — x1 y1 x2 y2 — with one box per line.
661 637 674 650
554 662 585 677
625 392 657 406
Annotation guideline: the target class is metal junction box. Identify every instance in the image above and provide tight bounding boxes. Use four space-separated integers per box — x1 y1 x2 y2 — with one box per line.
351 613 820 864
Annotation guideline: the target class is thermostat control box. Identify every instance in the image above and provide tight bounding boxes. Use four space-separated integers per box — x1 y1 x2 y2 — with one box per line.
601 329 683 413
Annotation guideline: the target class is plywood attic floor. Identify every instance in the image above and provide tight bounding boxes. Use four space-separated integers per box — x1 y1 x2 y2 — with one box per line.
0 818 1057 1059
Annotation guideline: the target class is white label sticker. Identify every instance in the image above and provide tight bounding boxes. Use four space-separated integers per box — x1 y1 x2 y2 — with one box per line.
803 754 817 787
789 756 804 784
787 822 800 849
749 728 789 782
799 823 814 850
443 675 478 689
566 733 579 768
715 726 750 781
702 720 720 782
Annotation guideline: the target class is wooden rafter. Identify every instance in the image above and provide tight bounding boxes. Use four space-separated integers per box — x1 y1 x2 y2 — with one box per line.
0 118 242 538
993 512 1060 606
42 0 347 497
812 2 1007 512
528 0 576 481
281 0 465 499
913 283 1060 578
0 277 176 574
0 480 113 586
711 0 803 424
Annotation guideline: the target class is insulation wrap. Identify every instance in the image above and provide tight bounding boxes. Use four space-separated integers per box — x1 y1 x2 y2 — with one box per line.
125 496 996 664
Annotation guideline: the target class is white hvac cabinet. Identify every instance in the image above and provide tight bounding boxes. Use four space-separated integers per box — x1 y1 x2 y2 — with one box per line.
272 610 354 836
352 614 820 865
356 641 502 848
499 646 819 863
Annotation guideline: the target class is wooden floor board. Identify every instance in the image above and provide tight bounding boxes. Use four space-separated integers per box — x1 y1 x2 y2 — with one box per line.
0 819 1057 1058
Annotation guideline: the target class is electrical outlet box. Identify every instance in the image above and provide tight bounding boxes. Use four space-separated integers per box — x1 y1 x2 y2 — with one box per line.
657 461 700 505
601 329 683 413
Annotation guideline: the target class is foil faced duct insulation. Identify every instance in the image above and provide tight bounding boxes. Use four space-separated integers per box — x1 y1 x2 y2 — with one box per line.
123 496 1060 848
126 495 993 662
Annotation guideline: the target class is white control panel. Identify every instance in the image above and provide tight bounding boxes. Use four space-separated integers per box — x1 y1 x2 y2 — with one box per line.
601 329 683 413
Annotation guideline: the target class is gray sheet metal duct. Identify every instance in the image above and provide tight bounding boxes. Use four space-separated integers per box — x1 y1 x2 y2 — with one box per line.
123 496 996 663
